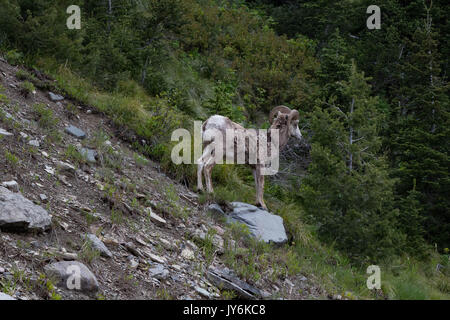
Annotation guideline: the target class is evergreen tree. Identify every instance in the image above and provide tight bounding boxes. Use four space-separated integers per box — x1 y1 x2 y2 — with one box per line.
388 1 449 249
301 61 403 263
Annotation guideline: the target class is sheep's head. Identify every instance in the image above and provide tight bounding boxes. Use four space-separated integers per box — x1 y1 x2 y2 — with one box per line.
269 105 302 140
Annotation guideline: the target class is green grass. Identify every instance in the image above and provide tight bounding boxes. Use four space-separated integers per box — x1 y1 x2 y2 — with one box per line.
64 144 86 166
32 103 59 129
79 238 100 264
4 150 19 168
19 81 35 97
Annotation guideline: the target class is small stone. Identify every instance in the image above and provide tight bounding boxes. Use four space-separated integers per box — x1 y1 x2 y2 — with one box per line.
171 264 182 272
86 234 112 258
212 225 225 236
39 194 48 203
2 180 19 192
0 128 13 136
48 92 64 101
146 207 166 226
80 148 97 163
128 257 139 269
64 125 86 139
57 175 72 187
44 165 55 175
212 234 224 249
181 248 195 260
147 253 166 264
148 264 169 280
19 132 29 139
28 139 40 147
159 238 175 251
195 286 215 299
122 242 141 257
56 161 76 176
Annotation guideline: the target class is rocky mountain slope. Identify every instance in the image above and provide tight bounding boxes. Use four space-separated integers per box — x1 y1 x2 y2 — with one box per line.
0 57 326 300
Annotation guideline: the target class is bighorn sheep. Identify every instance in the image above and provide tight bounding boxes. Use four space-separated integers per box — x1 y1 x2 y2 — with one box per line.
197 106 302 210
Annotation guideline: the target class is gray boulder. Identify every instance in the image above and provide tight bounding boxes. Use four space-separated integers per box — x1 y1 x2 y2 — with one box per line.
228 202 288 245
86 234 112 258
64 125 86 139
0 187 52 232
44 261 99 293
0 292 16 300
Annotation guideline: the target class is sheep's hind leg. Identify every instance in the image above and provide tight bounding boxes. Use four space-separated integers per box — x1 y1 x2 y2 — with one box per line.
204 155 216 194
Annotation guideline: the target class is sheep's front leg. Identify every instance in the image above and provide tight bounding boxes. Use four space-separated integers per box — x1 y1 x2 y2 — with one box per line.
197 159 204 191
255 166 267 210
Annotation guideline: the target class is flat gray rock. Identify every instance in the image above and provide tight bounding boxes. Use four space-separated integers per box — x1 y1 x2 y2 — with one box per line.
0 187 52 232
0 292 16 300
44 261 99 293
48 92 64 101
80 148 97 163
86 234 112 258
64 125 86 139
207 267 262 300
228 202 288 245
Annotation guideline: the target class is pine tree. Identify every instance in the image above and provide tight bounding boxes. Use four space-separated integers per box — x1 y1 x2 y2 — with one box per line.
388 1 449 249
301 61 403 263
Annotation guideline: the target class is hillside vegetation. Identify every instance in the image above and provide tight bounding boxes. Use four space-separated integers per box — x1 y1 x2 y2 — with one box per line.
0 0 449 299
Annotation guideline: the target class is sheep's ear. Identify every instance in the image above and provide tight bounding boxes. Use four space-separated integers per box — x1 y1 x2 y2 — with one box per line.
275 111 282 119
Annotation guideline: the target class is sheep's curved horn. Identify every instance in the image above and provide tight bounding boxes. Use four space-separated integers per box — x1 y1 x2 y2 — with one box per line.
288 109 299 122
269 105 291 124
